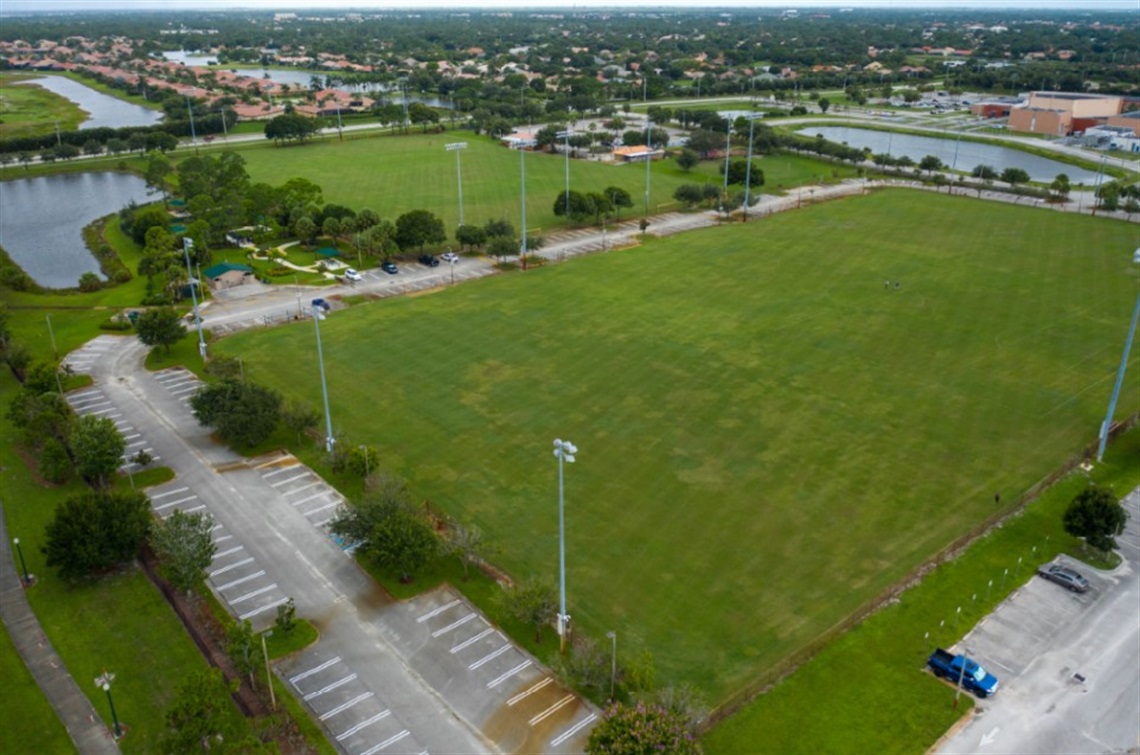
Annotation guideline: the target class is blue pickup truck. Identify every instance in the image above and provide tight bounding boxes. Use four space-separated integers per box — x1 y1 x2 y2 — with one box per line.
927 648 1000 698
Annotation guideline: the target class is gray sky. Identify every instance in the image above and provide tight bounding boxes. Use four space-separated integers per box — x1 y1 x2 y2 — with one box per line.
3 0 1137 11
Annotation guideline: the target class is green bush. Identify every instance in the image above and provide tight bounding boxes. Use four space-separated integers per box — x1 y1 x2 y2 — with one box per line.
98 319 133 331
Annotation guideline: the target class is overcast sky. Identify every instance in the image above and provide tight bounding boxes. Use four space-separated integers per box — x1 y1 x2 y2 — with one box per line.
3 0 1137 12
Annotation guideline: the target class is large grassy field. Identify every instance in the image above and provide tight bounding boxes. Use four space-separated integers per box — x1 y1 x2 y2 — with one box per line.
179 191 1140 705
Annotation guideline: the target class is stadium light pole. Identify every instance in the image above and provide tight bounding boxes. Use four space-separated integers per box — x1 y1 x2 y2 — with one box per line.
445 142 468 227
1097 249 1140 461
644 118 653 218
312 308 335 454
556 129 572 223
743 113 762 222
182 238 207 361
606 630 617 700
516 141 528 264
722 117 732 217
553 438 577 654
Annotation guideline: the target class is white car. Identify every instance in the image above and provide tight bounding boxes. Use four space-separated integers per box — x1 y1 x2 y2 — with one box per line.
344 268 363 281
441 252 460 264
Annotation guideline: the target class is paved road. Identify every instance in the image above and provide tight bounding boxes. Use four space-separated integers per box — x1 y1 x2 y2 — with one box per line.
60 336 597 754
937 488 1140 755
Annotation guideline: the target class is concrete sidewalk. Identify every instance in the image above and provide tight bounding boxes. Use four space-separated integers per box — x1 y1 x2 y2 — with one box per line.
0 503 120 755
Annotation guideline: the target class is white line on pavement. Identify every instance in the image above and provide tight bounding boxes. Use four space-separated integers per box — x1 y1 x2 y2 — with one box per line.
155 495 197 511
209 557 255 576
231 584 277 604
450 627 494 654
261 464 300 477
302 673 357 701
361 730 409 755
432 612 477 638
270 473 309 487
468 643 512 671
487 660 531 689
151 487 190 499
508 677 552 706
528 694 574 726
416 599 460 623
284 481 321 496
213 545 244 559
335 710 391 741
289 656 341 684
216 570 265 591
239 597 290 620
319 692 375 720
551 713 597 747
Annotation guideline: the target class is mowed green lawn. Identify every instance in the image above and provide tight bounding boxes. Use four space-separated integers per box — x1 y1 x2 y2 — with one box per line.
239 129 746 233
218 190 1140 704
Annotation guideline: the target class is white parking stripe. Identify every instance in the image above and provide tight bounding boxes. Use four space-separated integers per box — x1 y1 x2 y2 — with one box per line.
302 673 357 701
362 730 409 754
291 491 327 507
417 599 461 623
239 597 289 620
216 570 265 591
151 487 190 499
155 496 197 511
213 545 244 559
210 557 254 576
305 501 339 516
528 694 574 726
270 473 309 487
261 465 300 477
432 612 477 638
319 692 374 720
284 481 321 496
468 643 512 670
335 710 391 741
487 660 531 689
550 713 597 747
290 657 341 684
507 677 552 706
231 584 277 604
450 627 494 654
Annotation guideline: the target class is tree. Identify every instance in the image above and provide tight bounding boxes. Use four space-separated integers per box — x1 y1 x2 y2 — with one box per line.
676 148 700 172
673 184 705 208
723 160 764 188
227 619 259 688
330 474 437 582
71 414 126 489
487 235 518 262
605 187 633 219
1050 173 1071 202
1096 181 1121 212
919 155 944 175
7 389 74 450
1063 487 1128 553
553 190 597 225
499 576 557 643
150 510 217 596
43 490 152 581
190 380 282 449
818 97 831 113
395 209 447 252
455 224 488 251
1000 167 1030 188
160 668 242 754
446 521 494 581
971 164 997 181
484 218 515 240
264 112 320 145
586 702 703 755
281 399 320 444
135 307 187 354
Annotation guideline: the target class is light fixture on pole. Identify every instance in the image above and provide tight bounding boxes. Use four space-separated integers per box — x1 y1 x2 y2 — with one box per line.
445 142 468 227
182 238 207 360
743 113 762 222
312 308 335 454
517 142 528 264
606 630 617 700
553 438 577 654
556 129 572 222
953 646 970 710
1096 248 1140 461
95 671 123 739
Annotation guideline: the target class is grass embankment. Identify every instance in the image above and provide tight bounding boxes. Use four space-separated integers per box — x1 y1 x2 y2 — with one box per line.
211 189 1140 705
704 429 1140 753
0 73 90 141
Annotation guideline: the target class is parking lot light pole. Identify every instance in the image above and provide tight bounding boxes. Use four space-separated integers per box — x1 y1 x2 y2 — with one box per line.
722 118 732 216
606 630 617 700
312 309 335 454
182 238 207 360
517 143 528 264
445 142 468 227
553 439 577 654
556 130 571 222
644 118 653 218
1096 249 1140 461
95 672 122 739
743 113 762 222
953 646 970 710
262 630 276 710
13 538 31 586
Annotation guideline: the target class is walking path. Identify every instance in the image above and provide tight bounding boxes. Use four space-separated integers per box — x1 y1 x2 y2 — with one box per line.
0 503 120 755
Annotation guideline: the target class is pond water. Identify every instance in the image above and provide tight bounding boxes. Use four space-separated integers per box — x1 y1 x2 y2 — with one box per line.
20 75 163 130
0 172 150 289
796 126 1101 185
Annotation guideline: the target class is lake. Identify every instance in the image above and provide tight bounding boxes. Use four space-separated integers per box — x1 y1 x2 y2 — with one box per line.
0 172 150 289
20 75 163 130
796 126 1101 184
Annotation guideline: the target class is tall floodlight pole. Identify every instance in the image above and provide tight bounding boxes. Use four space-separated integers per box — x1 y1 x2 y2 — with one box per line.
445 142 468 227
644 118 653 217
743 114 760 221
399 77 409 131
186 97 198 154
182 238 207 360
556 129 572 222
1097 250 1140 461
13 538 31 586
312 309 335 454
518 143 528 261
553 438 577 654
336 105 343 141
722 117 732 216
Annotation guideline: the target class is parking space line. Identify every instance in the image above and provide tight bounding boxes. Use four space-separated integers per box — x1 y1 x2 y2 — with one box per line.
335 710 391 741
123 433 141 440
210 557 254 576
152 487 190 499
156 496 197 511
551 713 597 747
302 673 357 701
262 465 300 477
508 677 552 706
528 694 574 726
239 597 290 620
468 643 512 670
169 386 199 396
291 491 327 507
417 599 461 623
69 389 102 399
305 501 339 516
487 660 531 689
319 691 375 720
213 534 232 544
231 584 277 604
184 505 206 514
214 545 244 559
362 730 409 754
270 473 309 487
431 612 477 638
92 407 119 415
289 656 341 684
284 481 321 496
217 570 265 591
450 627 494 654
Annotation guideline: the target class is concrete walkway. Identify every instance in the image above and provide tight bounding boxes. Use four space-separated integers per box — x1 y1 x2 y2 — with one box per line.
0 503 120 755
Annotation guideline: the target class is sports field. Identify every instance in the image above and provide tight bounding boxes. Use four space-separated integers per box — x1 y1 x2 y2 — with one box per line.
217 190 1140 704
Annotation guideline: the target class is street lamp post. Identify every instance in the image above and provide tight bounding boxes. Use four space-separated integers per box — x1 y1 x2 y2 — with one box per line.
644 118 653 218
1096 248 1140 461
606 630 617 700
95 672 123 739
556 130 572 222
553 438 577 654
445 142 468 227
182 238 207 360
261 630 276 710
13 538 31 586
953 646 971 710
743 113 762 222
186 97 198 154
722 117 732 217
518 143 528 264
312 309 335 454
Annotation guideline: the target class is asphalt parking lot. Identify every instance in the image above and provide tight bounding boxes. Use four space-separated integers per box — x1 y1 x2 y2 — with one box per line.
938 489 1140 754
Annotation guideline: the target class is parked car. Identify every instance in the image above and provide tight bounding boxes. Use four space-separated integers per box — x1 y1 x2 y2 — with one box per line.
381 260 398 274
344 268 363 281
419 254 440 267
441 251 460 264
311 298 330 311
1037 564 1089 593
927 648 999 698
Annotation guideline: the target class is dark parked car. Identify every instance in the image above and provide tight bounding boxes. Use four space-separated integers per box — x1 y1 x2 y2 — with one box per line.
381 260 398 274
419 254 440 267
1037 564 1089 593
311 298 330 311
